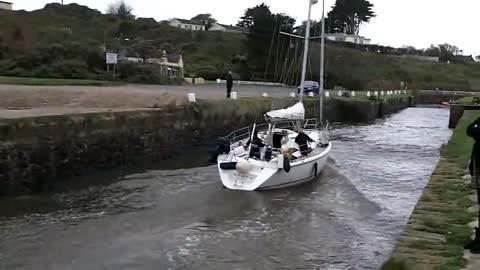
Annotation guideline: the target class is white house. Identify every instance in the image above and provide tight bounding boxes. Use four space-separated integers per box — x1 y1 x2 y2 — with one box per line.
325 33 371 45
208 23 248 34
168 18 205 31
146 50 185 79
0 1 12 10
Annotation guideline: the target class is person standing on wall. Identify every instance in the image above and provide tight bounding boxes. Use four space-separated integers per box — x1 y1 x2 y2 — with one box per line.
226 71 233 98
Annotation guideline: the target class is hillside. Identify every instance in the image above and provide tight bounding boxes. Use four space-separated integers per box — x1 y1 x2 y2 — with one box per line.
0 3 246 82
0 3 480 90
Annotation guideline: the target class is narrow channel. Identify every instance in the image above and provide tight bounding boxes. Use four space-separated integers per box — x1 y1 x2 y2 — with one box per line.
0 107 451 270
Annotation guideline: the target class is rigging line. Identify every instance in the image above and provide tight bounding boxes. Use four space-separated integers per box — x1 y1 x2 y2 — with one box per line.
279 38 291 83
284 42 296 85
264 17 279 80
274 34 283 81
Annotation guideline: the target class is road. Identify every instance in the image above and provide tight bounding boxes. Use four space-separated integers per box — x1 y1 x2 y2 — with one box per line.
0 84 295 118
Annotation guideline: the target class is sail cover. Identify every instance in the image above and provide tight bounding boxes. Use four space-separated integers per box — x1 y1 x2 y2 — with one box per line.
265 102 305 121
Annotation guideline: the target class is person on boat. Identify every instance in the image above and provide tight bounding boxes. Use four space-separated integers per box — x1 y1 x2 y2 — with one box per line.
226 71 233 98
244 131 265 149
295 128 314 156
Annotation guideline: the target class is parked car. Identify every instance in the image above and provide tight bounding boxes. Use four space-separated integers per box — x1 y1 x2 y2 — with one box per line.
297 81 320 95
341 91 351 97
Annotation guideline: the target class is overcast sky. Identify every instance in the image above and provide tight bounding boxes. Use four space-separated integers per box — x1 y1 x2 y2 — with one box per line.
13 0 480 55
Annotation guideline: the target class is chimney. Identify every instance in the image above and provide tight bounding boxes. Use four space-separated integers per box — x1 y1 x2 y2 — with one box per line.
161 50 168 63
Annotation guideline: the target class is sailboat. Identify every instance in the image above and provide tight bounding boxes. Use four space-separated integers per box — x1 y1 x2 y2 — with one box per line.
211 0 332 191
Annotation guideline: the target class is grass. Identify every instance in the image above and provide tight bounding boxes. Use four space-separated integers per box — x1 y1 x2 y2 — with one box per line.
0 76 124 86
383 110 480 270
446 111 478 167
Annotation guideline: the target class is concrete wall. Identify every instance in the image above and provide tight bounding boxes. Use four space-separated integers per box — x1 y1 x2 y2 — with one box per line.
0 97 410 195
415 90 474 104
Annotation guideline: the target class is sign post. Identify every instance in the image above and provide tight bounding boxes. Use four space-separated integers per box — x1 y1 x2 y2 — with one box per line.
106 53 118 77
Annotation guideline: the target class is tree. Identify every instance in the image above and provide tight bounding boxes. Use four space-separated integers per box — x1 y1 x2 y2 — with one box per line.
424 43 463 62
106 1 135 39
191 13 217 29
327 0 375 35
237 3 296 76
106 0 134 20
425 45 440 57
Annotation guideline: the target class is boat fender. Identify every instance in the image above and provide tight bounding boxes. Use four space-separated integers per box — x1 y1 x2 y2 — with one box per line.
283 154 291 173
220 162 237 170
313 162 318 177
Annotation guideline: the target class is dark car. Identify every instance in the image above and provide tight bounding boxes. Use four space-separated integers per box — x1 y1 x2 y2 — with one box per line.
297 81 320 95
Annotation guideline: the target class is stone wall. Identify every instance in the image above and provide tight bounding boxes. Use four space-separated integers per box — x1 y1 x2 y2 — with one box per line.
0 97 410 195
415 90 473 105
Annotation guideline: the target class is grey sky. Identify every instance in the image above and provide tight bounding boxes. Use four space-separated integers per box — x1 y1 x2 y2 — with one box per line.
13 0 480 55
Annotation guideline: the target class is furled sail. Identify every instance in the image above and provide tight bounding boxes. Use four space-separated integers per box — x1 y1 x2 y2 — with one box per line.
265 102 305 121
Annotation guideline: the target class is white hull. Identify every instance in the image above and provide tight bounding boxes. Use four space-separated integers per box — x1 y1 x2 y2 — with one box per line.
217 130 331 191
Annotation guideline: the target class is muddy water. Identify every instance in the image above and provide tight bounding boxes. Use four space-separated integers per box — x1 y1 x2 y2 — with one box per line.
0 107 451 270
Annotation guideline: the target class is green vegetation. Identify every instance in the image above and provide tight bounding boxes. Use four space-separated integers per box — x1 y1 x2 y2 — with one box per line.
239 2 480 90
0 76 123 86
384 111 480 270
0 2 479 89
327 0 375 35
0 3 245 84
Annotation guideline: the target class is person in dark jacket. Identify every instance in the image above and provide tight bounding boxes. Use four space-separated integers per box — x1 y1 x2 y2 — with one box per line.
466 117 480 252
226 71 233 98
295 128 314 156
468 117 480 176
244 131 265 149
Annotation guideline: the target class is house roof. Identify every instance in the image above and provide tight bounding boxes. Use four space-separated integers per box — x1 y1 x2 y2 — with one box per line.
326 33 370 40
172 18 204 26
0 1 12 4
167 53 181 63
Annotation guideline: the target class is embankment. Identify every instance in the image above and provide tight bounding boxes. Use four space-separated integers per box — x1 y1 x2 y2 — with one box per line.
0 96 410 195
415 90 477 105
383 111 479 270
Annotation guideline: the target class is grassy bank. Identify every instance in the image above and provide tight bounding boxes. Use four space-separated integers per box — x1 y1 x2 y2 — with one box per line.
0 76 123 86
382 111 479 270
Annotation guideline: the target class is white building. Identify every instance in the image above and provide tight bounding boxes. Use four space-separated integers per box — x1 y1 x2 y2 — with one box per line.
325 33 371 45
168 18 205 31
208 23 248 34
0 1 12 10
145 50 185 79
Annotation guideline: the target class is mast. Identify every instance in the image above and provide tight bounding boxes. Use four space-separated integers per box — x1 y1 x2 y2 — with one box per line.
319 0 325 125
299 0 316 103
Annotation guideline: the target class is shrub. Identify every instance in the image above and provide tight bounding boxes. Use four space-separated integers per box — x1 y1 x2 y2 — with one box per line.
118 62 164 84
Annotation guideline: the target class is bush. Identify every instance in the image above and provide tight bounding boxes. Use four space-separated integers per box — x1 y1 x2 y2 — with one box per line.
31 60 90 79
118 62 164 84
